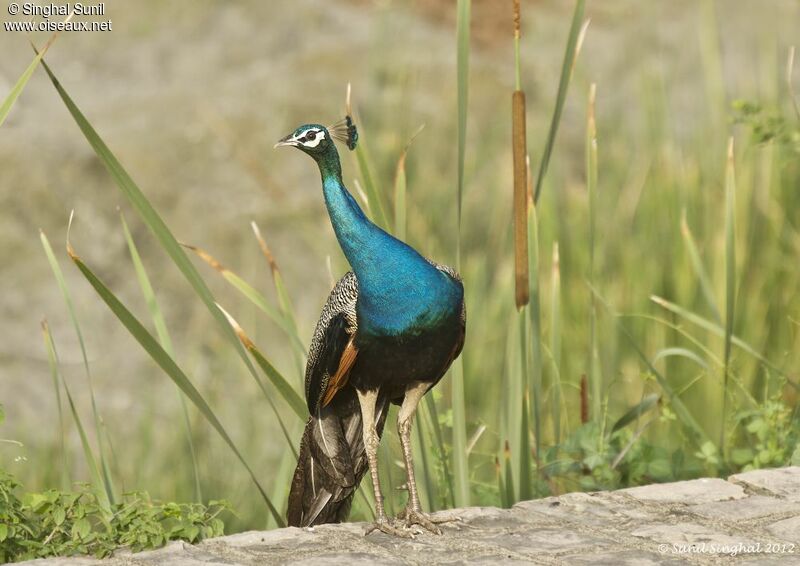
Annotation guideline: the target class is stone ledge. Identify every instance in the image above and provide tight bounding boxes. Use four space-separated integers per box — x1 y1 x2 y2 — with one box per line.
19 467 800 566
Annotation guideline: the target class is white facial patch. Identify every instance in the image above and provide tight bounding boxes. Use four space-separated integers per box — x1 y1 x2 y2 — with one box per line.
295 128 326 149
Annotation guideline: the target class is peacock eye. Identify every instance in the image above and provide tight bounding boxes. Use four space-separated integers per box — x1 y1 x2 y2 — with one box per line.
306 131 317 141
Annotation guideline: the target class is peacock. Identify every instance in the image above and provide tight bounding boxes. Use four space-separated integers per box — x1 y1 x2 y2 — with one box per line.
277 116 466 537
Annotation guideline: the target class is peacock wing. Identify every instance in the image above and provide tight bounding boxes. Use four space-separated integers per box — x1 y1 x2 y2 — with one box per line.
304 271 359 414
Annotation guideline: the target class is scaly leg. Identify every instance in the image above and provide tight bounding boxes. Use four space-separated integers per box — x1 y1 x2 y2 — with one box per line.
356 388 411 538
396 381 454 534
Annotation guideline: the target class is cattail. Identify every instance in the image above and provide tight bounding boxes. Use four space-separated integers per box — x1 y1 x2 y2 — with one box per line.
580 374 589 424
512 0 529 309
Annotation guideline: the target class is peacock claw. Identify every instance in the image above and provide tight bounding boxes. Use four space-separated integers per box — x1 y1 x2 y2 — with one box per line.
364 516 414 539
396 507 452 535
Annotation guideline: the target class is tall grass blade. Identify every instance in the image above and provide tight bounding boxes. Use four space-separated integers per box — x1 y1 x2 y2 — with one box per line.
393 124 424 241
526 196 542 475
216 305 306 421
41 320 109 514
121 213 202 502
182 243 304 354
451 356 470 507
720 138 737 458
413 416 434 512
496 456 506 508
181 246 300 450
533 0 587 203
424 395 455 508
0 12 73 127
788 46 799 120
40 229 116 506
43 320 69 490
650 297 797 389
449 0 472 509
653 347 710 371
586 84 602 427
36 56 284 438
353 131 390 230
503 440 515 506
266 445 297 529
394 152 408 242
550 243 562 447
518 387 532 501
680 211 722 325
65 242 285 526
611 394 660 433
251 221 306 366
591 286 712 446
455 0 471 237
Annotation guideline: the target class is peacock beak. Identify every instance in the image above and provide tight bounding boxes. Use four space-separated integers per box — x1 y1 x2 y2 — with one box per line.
274 133 298 149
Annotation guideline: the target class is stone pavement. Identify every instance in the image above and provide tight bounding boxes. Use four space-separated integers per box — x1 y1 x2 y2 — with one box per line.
22 467 800 565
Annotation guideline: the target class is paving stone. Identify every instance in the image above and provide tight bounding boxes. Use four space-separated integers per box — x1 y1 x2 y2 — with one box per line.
739 556 800 566
476 527 614 556
689 495 800 521
211 527 308 547
16 467 800 566
292 552 406 565
437 556 547 566
513 491 661 530
115 541 233 565
566 550 686 565
621 477 746 503
766 516 800 543
730 467 800 501
19 559 100 566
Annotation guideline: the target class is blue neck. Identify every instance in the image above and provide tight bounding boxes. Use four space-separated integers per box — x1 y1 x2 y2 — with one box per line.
315 148 460 336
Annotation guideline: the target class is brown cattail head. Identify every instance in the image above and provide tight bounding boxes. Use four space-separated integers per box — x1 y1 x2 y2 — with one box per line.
580 374 589 424
512 90 529 309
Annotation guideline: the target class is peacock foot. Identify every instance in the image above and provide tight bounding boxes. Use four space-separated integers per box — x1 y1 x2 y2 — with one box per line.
396 506 458 535
364 515 414 539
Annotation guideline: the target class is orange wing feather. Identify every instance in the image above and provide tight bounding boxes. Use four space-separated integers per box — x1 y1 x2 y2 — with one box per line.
320 336 358 407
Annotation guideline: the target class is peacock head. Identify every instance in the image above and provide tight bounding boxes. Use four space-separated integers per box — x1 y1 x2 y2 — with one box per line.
274 116 358 160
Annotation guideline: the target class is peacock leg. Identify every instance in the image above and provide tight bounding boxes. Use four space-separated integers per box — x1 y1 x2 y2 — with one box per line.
395 381 451 534
357 388 412 538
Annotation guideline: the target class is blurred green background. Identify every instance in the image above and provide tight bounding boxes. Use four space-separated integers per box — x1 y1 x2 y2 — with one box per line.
1 0 799 533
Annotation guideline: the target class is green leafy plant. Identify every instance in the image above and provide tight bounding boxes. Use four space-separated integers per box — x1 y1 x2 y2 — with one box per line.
0 471 228 563
733 390 800 471
732 99 800 151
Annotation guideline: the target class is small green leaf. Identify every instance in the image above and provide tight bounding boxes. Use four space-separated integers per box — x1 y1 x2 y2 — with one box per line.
731 448 755 466
53 506 66 526
72 517 91 539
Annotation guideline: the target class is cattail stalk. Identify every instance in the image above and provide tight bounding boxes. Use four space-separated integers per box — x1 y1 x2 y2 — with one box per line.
512 0 529 308
580 374 589 424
